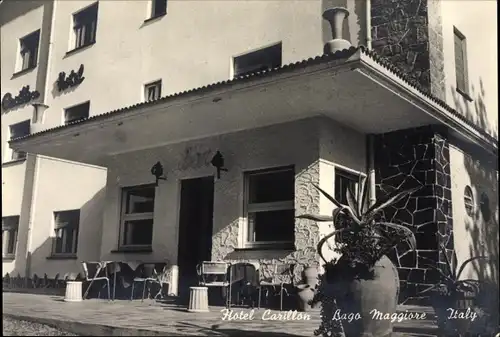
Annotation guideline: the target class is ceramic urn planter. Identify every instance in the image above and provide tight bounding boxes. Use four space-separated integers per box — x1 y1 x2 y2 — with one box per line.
323 7 352 54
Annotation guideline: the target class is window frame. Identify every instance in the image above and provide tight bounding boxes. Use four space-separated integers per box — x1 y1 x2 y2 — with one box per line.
144 80 162 102
18 30 40 72
119 184 156 250
64 101 90 125
2 216 19 258
463 185 474 217
243 165 295 248
52 210 80 256
72 2 99 50
233 42 282 78
453 26 471 100
9 120 31 161
334 167 361 206
150 0 167 19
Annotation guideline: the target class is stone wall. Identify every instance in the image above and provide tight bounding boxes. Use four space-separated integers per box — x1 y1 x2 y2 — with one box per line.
375 126 453 300
371 0 446 101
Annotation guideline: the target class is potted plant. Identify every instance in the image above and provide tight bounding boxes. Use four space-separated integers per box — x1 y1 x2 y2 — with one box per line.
298 176 420 337
418 245 488 336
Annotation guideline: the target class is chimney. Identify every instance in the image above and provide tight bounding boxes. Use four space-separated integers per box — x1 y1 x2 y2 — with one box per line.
323 7 351 54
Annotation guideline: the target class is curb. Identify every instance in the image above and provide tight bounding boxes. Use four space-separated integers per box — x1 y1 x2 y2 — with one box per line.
3 313 190 336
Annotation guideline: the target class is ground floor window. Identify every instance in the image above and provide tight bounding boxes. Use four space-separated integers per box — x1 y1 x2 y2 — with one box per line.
53 210 80 255
244 166 295 247
120 185 155 248
335 168 360 205
2 216 19 257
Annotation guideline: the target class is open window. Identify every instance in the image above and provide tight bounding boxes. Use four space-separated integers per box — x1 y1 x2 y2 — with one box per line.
73 2 99 49
2 216 19 258
64 101 90 125
18 30 40 71
9 120 31 161
233 43 282 78
52 210 80 256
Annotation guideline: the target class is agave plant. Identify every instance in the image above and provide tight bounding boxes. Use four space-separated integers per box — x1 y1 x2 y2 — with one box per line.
298 176 420 269
419 244 487 297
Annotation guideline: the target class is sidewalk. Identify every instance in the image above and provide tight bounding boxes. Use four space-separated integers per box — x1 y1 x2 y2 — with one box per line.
2 293 438 336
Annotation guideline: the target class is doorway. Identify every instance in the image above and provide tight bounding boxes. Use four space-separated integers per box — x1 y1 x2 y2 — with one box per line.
177 176 214 301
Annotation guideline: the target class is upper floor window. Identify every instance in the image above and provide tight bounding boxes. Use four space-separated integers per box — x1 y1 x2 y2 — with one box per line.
9 120 31 161
2 216 19 257
19 30 40 71
233 42 282 78
64 101 90 125
335 168 359 206
73 2 99 49
120 185 156 248
144 80 162 102
151 0 167 18
244 166 295 246
453 27 470 98
52 210 80 256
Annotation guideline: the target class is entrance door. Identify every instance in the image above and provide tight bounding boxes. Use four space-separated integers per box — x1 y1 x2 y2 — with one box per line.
177 176 214 301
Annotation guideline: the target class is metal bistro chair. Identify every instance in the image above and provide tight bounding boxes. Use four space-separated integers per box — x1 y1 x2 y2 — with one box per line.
130 263 162 301
152 264 174 300
82 261 111 300
258 263 295 311
198 261 232 308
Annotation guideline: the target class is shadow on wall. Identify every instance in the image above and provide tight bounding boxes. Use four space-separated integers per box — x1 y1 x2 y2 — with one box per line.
451 77 499 140
463 154 499 324
4 188 106 288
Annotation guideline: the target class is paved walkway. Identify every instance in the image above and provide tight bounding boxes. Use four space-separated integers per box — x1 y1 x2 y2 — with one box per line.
3 293 438 336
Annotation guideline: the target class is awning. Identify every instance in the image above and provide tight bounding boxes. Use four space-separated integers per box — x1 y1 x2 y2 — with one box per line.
10 47 497 166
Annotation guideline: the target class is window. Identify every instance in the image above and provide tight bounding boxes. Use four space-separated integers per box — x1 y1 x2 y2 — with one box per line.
151 0 167 18
244 166 295 246
144 80 162 102
454 27 469 96
52 210 80 255
19 30 40 71
9 120 31 161
73 2 98 49
2 216 19 257
233 43 282 78
464 186 474 217
335 168 359 205
120 185 156 248
64 102 90 125
480 192 491 222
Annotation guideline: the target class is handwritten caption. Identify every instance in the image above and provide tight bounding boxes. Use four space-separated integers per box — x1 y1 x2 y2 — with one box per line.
220 308 478 322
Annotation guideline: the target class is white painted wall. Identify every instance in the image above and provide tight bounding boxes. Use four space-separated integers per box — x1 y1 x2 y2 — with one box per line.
317 119 367 266
441 0 498 138
28 156 106 278
449 144 498 299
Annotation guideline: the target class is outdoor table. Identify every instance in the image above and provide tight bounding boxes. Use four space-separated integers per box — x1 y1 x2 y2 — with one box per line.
107 261 143 301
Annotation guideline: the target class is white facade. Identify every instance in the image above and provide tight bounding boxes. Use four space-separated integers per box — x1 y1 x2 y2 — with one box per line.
1 0 497 298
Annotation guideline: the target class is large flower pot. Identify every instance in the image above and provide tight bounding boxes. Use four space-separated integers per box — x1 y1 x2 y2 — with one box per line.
333 255 400 337
303 266 319 288
296 284 315 312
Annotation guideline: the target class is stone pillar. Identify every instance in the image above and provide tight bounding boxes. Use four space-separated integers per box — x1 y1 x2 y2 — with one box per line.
370 0 446 101
374 126 453 301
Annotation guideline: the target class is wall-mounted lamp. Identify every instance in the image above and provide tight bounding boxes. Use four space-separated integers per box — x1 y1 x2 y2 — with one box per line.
211 151 228 179
151 161 167 186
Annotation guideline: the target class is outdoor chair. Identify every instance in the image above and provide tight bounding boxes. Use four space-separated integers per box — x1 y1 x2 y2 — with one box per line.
130 263 162 302
229 262 259 308
82 261 111 300
258 263 295 311
197 261 232 308
152 264 174 300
